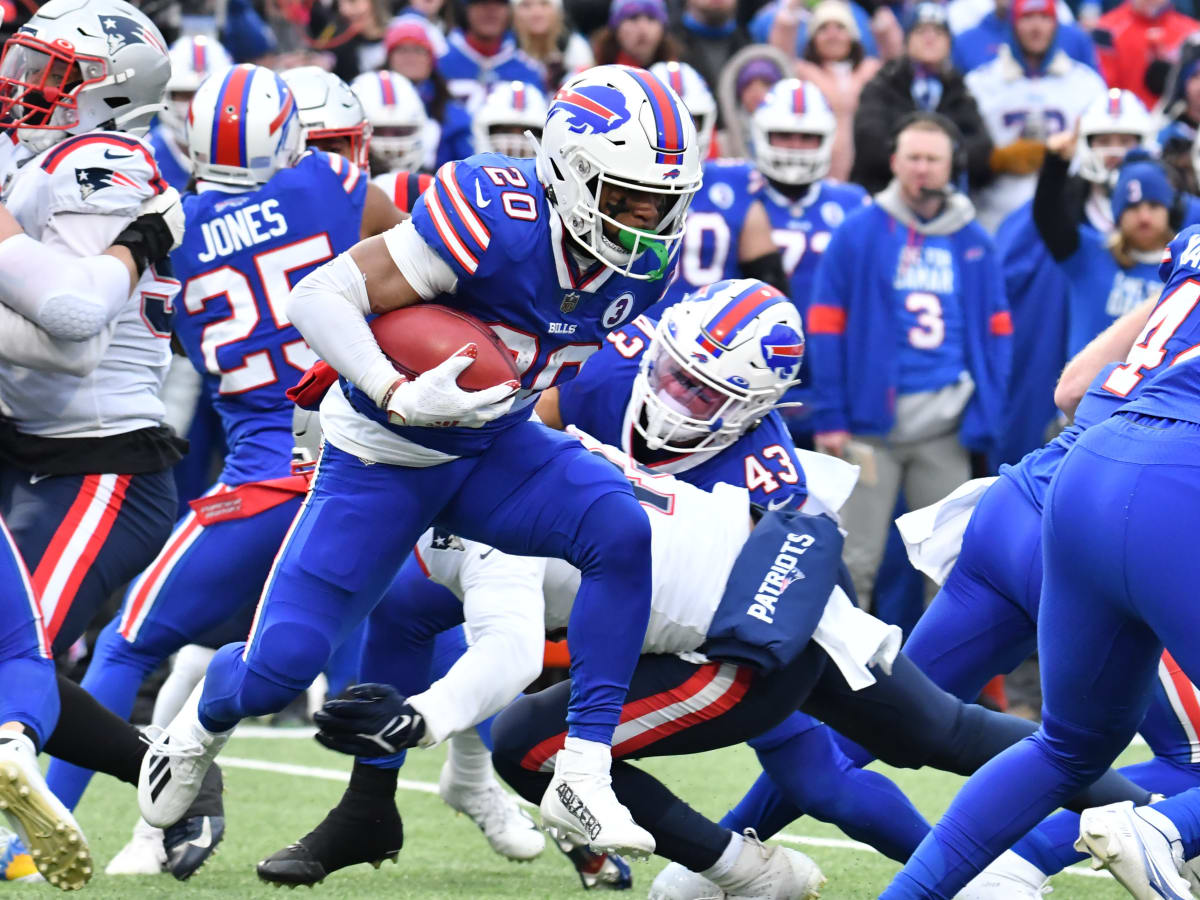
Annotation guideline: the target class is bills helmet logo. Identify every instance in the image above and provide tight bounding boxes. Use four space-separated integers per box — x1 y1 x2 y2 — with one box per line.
760 323 804 379
75 166 138 200
549 85 630 135
662 168 681 180
100 15 165 55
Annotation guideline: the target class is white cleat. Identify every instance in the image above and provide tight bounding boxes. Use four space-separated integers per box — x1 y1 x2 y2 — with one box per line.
714 830 824 900
540 737 655 859
1076 801 1191 900
649 861 726 899
954 850 1051 899
0 732 92 891
105 817 166 876
137 682 232 829
438 761 545 861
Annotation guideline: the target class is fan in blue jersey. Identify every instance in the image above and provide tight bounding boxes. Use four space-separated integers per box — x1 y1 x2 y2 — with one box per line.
437 0 545 111
881 225 1200 898
46 62 401 863
651 61 791 314
749 78 870 441
146 36 233 191
137 64 704 859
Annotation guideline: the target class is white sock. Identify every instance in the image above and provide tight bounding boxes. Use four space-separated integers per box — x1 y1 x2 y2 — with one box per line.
153 645 214 727
990 849 1050 886
446 728 494 791
702 831 745 882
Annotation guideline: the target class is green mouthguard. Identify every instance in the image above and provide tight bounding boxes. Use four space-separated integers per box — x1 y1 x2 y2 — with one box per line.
618 228 669 281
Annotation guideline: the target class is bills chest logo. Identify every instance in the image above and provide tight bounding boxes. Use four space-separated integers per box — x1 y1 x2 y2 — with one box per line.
549 85 630 135
760 323 804 379
76 166 137 200
100 15 165 54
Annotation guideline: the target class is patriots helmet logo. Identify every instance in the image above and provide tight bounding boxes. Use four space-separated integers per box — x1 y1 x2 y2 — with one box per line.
100 15 165 55
75 166 137 200
760 323 804 379
548 84 631 136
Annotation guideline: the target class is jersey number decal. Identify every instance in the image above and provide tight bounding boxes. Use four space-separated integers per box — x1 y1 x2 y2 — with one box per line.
680 212 731 287
744 444 801 496
586 447 676 515
488 324 600 400
771 229 831 275
182 235 333 394
905 292 945 350
482 167 539 222
605 316 657 359
1104 280 1200 397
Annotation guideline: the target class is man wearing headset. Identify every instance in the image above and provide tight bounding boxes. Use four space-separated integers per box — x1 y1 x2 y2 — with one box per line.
809 112 1011 610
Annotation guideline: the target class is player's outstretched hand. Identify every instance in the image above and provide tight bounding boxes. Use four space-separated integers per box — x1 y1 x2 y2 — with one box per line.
314 683 427 756
113 187 186 275
384 343 520 428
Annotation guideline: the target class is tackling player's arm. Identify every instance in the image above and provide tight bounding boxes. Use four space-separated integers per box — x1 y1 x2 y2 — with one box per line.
737 200 790 296
359 181 407 239
534 388 565 430
1055 296 1157 419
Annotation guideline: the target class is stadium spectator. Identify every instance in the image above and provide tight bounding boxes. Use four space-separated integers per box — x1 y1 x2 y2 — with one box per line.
808 113 1011 607
437 0 545 110
320 0 389 81
965 0 1106 231
1035 143 1176 358
952 0 1099 74
1157 50 1200 192
789 1 881 180
946 0 1076 34
671 0 754 101
714 45 791 156
384 21 474 166
754 0 889 60
852 3 993 194
591 0 682 67
1094 0 1200 108
511 0 593 90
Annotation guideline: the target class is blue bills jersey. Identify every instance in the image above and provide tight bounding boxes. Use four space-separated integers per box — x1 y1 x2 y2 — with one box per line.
658 161 762 308
171 150 368 484
341 154 673 457
147 124 191 192
557 314 808 508
762 179 869 416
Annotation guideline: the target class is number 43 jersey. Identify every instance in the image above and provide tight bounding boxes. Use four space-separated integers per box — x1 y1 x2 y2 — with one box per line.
171 150 367 483
557 315 809 509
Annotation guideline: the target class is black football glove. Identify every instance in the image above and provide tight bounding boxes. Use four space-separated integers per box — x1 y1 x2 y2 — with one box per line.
313 683 426 757
113 187 185 276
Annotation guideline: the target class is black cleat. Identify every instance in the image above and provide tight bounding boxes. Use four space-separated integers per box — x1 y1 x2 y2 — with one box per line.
256 801 403 887
165 764 225 880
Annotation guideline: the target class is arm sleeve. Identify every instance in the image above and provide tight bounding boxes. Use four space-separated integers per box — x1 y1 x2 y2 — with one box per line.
807 231 852 433
381 219 458 299
0 302 115 376
286 252 405 406
407 553 547 745
0 234 131 340
1032 153 1080 261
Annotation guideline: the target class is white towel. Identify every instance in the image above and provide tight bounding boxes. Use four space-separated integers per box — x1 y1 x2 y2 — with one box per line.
811 586 903 690
894 476 998 586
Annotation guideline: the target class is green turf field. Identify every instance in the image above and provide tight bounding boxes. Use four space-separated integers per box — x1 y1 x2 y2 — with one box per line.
59 729 1152 898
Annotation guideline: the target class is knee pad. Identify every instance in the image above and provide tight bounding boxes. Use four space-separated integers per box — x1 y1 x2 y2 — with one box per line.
246 621 333 693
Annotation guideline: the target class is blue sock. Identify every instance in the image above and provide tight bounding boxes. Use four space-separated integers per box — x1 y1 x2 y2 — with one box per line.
1010 809 1085 874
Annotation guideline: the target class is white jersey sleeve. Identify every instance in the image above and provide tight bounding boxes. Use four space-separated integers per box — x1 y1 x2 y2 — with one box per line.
407 530 548 745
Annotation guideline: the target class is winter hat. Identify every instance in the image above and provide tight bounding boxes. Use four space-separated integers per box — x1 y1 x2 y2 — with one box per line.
608 0 668 28
736 57 786 95
808 1 860 40
1112 152 1176 222
904 2 950 34
385 20 435 55
1011 0 1054 19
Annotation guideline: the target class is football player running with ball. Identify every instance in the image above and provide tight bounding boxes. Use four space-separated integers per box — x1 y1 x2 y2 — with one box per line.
139 65 703 858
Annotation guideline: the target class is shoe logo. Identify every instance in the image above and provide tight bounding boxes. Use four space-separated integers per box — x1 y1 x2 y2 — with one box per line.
188 817 213 850
147 746 173 803
555 783 601 841
479 548 495 560
474 181 492 208
103 149 134 160
28 473 50 485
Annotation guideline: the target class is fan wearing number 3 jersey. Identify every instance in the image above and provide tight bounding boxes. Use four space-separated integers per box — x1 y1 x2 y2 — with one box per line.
43 65 403 816
137 64 703 860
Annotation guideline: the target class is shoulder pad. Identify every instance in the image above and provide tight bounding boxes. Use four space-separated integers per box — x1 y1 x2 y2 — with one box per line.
298 149 366 196
39 133 168 216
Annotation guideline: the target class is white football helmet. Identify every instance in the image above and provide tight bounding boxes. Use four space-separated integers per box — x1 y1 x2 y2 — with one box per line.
535 65 702 281
1076 88 1153 184
0 0 170 153
631 279 804 453
750 79 836 186
650 61 717 159
161 35 233 148
472 81 548 158
187 64 303 188
281 66 371 170
351 70 427 173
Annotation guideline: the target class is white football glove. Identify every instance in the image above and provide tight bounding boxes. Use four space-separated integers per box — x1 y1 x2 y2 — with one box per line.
384 343 520 428
135 187 186 251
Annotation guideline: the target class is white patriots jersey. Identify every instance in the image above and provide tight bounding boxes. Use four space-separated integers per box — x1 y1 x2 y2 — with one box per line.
414 429 752 657
965 48 1106 232
0 132 178 436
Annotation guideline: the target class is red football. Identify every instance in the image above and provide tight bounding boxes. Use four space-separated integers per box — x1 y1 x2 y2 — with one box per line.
369 304 520 392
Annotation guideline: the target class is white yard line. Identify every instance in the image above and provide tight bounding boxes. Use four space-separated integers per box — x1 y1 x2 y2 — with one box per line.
219 753 1108 879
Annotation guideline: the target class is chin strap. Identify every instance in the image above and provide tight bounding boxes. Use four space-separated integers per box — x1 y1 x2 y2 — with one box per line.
617 228 669 281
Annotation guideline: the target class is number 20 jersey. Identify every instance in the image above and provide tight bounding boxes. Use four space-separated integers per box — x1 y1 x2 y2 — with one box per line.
339 153 672 458
556 315 809 509
171 150 367 484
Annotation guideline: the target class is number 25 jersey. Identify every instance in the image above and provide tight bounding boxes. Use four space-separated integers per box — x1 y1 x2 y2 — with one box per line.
171 150 367 484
